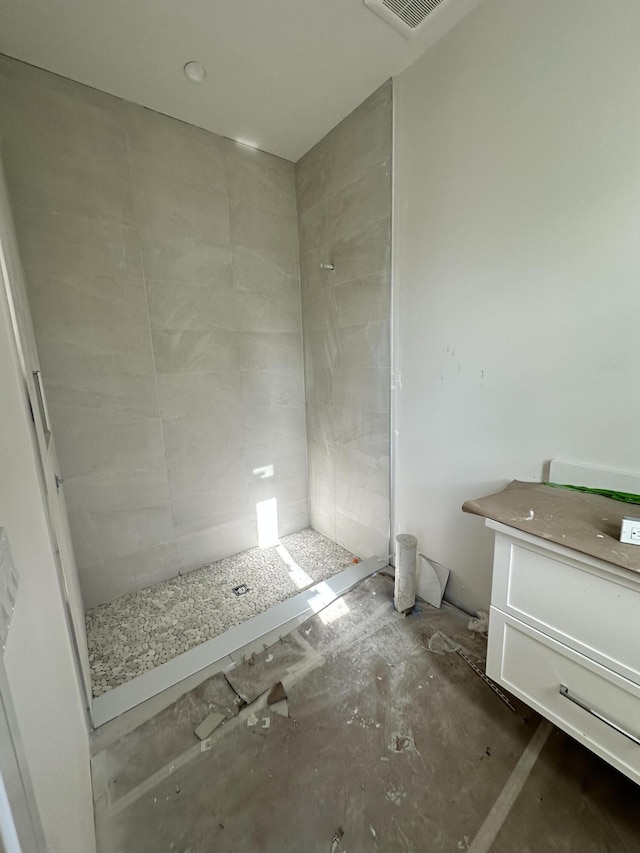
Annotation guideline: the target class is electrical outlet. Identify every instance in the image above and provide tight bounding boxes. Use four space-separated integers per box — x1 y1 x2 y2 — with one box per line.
620 517 640 545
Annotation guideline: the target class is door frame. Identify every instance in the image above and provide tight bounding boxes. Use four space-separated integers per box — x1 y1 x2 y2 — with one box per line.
0 158 93 726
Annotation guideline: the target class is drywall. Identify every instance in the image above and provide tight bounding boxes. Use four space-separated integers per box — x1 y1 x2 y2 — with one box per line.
393 0 640 613
296 82 391 560
0 55 307 607
0 223 95 848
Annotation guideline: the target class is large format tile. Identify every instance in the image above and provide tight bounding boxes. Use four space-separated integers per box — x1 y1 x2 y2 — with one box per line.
125 102 227 197
146 279 237 330
69 505 175 569
243 405 306 440
303 366 332 407
326 160 391 246
139 231 232 288
309 469 335 537
157 371 243 418
175 519 259 573
63 469 172 514
44 373 158 425
277 500 310 536
302 328 338 375
332 443 390 499
171 485 253 539
224 139 296 218
335 512 389 560
329 216 391 286
0 74 132 223
244 431 308 484
235 288 301 333
330 271 390 328
249 470 309 508
297 198 328 258
231 246 300 297
324 83 392 199
302 275 391 337
240 368 304 408
131 168 230 246
13 207 141 279
237 331 303 370
334 478 389 533
296 139 332 216
27 269 149 354
230 202 299 278
306 438 335 481
151 329 239 373
162 410 246 463
79 542 180 608
166 447 247 502
332 408 390 455
305 403 335 448
333 320 390 370
304 322 390 374
53 416 166 479
330 367 389 413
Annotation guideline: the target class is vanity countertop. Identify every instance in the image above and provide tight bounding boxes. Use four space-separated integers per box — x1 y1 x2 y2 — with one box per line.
462 480 640 574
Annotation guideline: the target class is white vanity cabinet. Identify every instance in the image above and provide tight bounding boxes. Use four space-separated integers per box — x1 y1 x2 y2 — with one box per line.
485 519 640 785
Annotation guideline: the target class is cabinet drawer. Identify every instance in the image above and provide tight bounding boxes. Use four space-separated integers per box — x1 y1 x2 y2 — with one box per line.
487 608 640 785
491 532 640 684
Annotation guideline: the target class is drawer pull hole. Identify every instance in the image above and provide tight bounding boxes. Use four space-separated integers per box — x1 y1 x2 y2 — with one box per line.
559 684 640 746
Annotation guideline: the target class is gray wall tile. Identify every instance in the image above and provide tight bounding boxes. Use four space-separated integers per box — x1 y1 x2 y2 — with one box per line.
80 543 180 609
0 58 308 605
225 139 296 217
147 279 237 331
68 505 174 568
238 331 303 370
157 372 243 418
175 520 258 574
151 329 239 373
240 369 304 408
230 202 299 277
0 73 133 224
296 81 391 560
138 232 232 288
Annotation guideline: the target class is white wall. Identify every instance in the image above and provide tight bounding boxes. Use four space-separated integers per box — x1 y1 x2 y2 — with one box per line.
393 0 640 613
0 239 95 846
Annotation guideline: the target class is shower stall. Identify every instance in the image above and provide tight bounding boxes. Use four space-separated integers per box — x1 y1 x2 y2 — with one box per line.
0 54 392 721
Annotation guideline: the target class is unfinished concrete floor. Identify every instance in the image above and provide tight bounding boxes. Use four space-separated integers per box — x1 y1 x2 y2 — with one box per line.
92 574 640 852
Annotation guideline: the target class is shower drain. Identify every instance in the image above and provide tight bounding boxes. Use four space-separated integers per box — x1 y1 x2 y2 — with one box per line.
232 583 250 596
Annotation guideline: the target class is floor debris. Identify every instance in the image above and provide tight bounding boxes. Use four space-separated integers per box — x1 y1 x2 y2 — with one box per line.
91 573 640 853
330 826 344 852
455 648 516 713
193 712 226 741
468 610 489 634
389 734 412 753
224 635 306 704
266 684 291 722
266 681 287 705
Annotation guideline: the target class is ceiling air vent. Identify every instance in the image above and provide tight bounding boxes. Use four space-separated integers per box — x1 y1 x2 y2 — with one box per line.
364 0 451 39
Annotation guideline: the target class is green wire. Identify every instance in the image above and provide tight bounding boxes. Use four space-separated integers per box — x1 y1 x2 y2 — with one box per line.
543 482 640 506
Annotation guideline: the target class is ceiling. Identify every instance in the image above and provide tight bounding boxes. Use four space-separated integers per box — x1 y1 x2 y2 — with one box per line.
0 0 481 161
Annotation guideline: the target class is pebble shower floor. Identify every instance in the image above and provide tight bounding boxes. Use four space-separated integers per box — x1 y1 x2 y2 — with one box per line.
85 529 355 697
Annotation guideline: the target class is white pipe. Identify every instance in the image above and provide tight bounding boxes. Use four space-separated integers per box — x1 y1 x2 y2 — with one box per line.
393 533 417 613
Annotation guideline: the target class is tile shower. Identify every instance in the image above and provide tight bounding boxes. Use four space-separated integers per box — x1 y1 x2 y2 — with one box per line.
0 53 391 693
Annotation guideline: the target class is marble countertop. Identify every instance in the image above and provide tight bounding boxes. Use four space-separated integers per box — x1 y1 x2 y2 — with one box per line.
462 480 640 574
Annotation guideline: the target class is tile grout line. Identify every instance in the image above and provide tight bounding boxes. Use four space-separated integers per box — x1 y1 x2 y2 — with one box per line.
467 719 554 853
122 123 177 555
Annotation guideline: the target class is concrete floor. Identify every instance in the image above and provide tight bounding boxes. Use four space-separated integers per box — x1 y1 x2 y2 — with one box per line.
92 574 640 852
